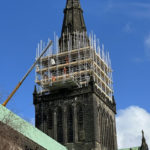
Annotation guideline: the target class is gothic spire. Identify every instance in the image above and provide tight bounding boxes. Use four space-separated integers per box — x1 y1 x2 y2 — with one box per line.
61 0 87 35
140 130 149 150
59 0 89 52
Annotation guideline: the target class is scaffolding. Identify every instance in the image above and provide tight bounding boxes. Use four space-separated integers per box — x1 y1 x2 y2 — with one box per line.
35 32 113 102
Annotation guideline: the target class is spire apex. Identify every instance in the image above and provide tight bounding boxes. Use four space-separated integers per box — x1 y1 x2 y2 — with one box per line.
142 130 144 138
61 0 86 35
66 0 81 9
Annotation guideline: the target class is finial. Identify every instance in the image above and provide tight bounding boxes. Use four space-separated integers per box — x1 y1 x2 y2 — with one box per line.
142 130 144 138
33 85 37 95
140 130 149 150
112 95 116 105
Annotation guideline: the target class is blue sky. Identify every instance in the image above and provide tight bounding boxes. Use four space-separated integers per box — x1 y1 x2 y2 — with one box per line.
0 0 150 148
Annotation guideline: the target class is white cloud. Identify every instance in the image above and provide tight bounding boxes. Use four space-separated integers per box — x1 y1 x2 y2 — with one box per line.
116 106 150 149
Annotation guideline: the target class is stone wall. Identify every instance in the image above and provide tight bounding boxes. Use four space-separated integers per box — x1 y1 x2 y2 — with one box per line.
34 80 117 150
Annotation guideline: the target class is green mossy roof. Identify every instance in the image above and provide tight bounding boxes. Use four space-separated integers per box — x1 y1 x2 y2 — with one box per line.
0 104 67 150
119 147 140 150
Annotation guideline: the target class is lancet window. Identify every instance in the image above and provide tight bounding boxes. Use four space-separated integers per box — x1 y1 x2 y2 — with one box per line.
57 107 63 143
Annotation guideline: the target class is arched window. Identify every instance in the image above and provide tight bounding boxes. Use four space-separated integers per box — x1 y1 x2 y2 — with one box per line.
101 111 105 146
67 105 73 143
105 114 109 148
68 23 72 34
99 106 102 142
57 107 63 143
100 111 103 145
108 116 111 148
103 114 107 146
35 105 41 128
110 118 115 150
77 105 84 142
48 109 53 129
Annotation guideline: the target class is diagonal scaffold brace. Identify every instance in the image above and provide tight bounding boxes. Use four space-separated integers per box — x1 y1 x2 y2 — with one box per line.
2 40 53 107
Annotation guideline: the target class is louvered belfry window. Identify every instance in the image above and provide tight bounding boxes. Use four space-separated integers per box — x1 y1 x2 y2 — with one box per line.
67 106 73 143
77 105 84 142
57 107 63 143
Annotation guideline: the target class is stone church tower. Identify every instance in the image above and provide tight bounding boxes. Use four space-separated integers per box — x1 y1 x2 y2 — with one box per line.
33 0 118 150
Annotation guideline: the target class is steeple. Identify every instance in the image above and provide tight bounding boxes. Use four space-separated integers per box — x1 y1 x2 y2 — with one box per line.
34 1 117 150
61 0 87 35
59 0 89 52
